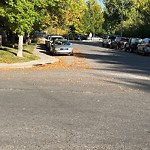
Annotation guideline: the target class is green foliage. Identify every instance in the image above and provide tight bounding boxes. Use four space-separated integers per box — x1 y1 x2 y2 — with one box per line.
43 0 88 35
1 0 105 37
1 0 48 35
103 0 150 37
0 0 55 57
75 0 104 35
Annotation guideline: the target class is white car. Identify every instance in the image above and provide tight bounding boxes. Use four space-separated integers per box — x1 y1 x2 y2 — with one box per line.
48 35 64 51
52 40 73 56
137 38 150 55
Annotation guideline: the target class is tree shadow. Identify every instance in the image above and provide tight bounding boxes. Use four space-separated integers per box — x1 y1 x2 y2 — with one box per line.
23 49 33 54
0 47 17 56
75 48 150 75
104 77 150 92
36 44 52 55
73 42 150 92
72 40 102 48
0 46 34 55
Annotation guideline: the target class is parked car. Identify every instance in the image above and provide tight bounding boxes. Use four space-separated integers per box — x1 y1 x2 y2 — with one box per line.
120 38 129 50
51 39 73 56
45 35 52 48
111 36 121 49
111 37 129 49
48 35 64 51
137 38 150 55
125 38 142 53
102 35 117 48
74 34 87 40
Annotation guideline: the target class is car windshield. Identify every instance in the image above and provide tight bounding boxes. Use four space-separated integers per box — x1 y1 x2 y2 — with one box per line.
108 36 116 40
46 35 51 39
122 38 129 42
52 37 63 42
143 38 150 44
131 38 142 43
116 37 122 41
55 41 70 45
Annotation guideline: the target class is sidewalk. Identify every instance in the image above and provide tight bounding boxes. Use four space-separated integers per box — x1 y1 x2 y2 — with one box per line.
0 44 59 69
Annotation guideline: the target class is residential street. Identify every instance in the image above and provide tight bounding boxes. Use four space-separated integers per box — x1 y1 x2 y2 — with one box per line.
0 41 150 150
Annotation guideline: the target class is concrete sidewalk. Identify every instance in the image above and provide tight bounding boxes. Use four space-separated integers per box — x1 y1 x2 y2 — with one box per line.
0 44 59 69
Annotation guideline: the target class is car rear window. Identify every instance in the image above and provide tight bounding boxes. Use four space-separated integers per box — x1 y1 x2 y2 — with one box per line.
55 41 70 45
52 37 63 42
115 37 122 41
122 38 129 42
131 38 142 43
108 36 116 39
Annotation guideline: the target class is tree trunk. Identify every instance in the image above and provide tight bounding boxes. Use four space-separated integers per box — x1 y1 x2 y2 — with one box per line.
26 33 31 45
17 35 23 57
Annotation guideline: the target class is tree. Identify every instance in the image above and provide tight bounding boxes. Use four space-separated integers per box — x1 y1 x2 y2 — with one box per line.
103 0 150 37
120 0 150 37
0 0 51 57
74 0 104 36
103 0 132 35
42 0 88 35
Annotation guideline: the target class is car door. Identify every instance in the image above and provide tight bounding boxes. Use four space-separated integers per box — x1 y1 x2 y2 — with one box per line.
46 35 51 48
138 40 144 52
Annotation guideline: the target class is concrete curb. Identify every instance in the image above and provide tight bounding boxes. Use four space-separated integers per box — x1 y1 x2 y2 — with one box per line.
0 44 59 69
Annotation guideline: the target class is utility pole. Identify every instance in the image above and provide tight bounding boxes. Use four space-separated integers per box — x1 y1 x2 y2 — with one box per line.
120 0 124 37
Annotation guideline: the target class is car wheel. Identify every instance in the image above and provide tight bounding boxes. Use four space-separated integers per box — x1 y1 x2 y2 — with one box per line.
136 50 139 54
123 45 127 52
116 45 119 50
110 44 113 49
70 52 74 56
129 48 132 53
141 49 145 56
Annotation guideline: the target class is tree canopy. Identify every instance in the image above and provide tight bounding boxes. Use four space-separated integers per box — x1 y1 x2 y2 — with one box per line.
0 0 61 56
103 0 150 37
0 0 149 54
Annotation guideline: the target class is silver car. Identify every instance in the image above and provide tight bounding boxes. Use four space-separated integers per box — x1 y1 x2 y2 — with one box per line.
52 40 73 56
137 38 150 55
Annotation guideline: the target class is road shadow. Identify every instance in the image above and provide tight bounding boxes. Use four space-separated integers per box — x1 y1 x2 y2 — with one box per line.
75 48 150 75
36 44 52 56
102 77 150 92
73 42 150 92
72 40 102 48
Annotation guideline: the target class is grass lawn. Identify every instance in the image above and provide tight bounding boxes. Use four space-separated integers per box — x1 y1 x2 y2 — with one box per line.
0 44 40 64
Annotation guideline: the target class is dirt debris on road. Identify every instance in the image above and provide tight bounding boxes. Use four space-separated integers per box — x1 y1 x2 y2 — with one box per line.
0 49 91 70
31 48 92 70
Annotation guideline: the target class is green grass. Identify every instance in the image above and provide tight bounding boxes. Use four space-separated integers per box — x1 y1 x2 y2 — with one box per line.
0 44 40 64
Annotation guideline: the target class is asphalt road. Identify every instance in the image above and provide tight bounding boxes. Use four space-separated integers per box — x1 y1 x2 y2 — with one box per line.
0 41 150 150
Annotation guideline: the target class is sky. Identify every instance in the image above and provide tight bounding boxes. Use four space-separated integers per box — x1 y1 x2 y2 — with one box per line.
85 0 105 8
98 0 105 7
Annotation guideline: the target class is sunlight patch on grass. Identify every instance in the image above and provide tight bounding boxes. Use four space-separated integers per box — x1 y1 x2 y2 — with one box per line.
0 44 39 64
